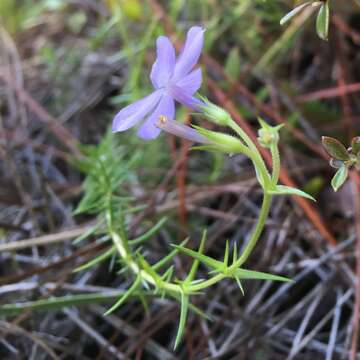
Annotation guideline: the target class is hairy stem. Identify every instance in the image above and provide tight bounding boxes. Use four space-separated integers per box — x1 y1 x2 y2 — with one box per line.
270 144 281 184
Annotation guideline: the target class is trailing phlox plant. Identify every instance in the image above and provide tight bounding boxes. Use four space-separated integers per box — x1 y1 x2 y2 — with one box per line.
77 26 316 349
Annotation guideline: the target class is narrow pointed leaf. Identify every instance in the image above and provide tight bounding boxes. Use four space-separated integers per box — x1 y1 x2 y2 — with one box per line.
235 268 291 282
104 276 142 315
0 292 136 316
174 291 189 349
223 240 230 266
235 276 245 296
170 292 212 321
74 246 116 272
268 185 316 201
331 164 348 192
316 2 330 41
280 2 312 25
153 239 188 271
186 231 206 283
129 217 168 245
232 242 238 264
172 245 223 270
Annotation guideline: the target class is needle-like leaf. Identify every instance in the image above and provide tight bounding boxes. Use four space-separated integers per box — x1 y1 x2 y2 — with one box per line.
174 290 189 350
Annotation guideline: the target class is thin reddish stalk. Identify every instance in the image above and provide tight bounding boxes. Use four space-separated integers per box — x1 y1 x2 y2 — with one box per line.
0 72 81 157
296 83 360 102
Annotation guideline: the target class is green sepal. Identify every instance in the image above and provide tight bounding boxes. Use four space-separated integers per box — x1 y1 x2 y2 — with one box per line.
191 145 228 154
331 164 348 192
267 185 316 201
192 125 248 154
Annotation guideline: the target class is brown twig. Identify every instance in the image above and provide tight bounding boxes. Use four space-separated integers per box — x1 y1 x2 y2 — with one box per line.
0 72 81 157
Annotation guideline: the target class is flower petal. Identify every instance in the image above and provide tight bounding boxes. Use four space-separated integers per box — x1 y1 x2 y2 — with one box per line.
173 26 204 80
150 36 176 89
169 85 204 110
112 91 162 133
176 68 202 95
137 94 175 140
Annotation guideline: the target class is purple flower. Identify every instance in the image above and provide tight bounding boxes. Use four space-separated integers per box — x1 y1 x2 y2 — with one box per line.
112 26 204 140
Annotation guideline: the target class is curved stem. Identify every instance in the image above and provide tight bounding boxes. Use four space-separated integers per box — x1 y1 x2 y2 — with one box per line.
111 230 182 294
233 193 272 267
229 121 271 187
109 194 272 296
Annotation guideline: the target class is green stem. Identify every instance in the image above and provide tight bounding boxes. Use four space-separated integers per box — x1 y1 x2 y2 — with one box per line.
228 120 271 187
188 273 225 292
111 230 182 294
109 194 272 295
233 193 272 268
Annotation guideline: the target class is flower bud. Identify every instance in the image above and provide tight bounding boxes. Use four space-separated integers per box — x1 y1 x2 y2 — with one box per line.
257 118 283 148
197 97 232 126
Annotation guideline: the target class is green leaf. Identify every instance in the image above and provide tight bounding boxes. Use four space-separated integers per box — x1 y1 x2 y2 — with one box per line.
104 276 141 315
316 1 330 41
232 242 238 264
174 291 189 349
280 2 312 25
331 164 348 192
72 222 103 244
74 245 116 272
172 244 223 270
0 292 133 316
186 231 206 283
322 136 350 161
235 268 292 282
153 238 188 271
129 217 168 245
268 185 316 201
223 240 230 267
234 276 245 296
